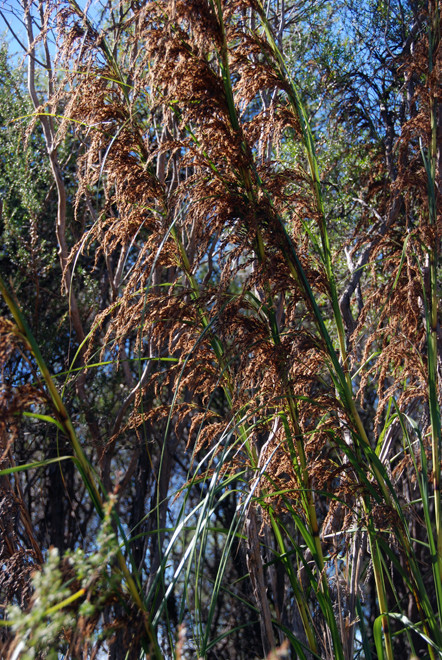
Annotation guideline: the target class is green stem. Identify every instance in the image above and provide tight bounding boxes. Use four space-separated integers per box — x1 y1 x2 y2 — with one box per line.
269 510 319 656
369 535 394 660
427 0 442 613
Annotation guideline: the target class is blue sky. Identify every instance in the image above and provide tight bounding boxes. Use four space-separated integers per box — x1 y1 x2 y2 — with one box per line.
0 1 29 61
0 0 103 64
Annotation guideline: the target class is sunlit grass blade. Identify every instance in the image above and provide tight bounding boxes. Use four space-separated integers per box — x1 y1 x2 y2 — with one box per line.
0 455 75 478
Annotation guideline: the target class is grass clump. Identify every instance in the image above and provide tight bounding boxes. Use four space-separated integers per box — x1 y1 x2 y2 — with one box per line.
0 0 440 658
